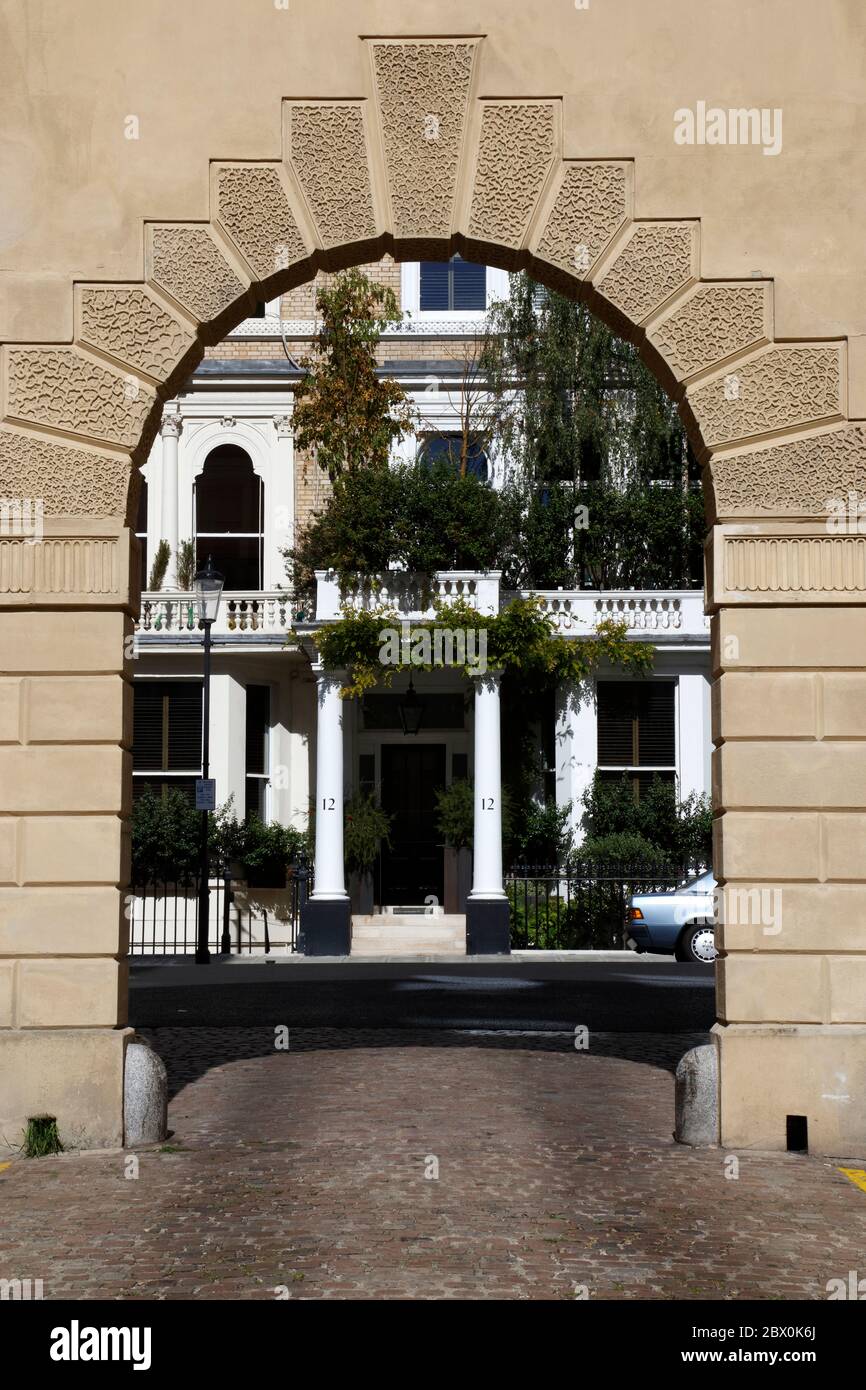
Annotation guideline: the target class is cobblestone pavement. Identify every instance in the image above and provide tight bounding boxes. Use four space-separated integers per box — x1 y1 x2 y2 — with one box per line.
3 1028 864 1301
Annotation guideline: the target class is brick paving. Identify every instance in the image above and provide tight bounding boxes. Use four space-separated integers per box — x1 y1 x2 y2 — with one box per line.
2 1028 864 1301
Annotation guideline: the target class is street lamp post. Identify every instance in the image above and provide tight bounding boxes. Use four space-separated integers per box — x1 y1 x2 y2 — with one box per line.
193 556 224 964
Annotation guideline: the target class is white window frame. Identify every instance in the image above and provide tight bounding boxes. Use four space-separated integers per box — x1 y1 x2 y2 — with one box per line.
401 262 508 323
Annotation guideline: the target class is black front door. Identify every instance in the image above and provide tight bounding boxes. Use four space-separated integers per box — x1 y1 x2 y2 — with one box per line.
380 744 446 907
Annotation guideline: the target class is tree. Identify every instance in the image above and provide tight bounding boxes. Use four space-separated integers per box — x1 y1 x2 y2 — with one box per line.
416 332 511 480
291 269 416 483
483 275 705 589
287 457 517 597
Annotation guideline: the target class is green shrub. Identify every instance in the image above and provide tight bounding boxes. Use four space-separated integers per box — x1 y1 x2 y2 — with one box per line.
434 778 474 850
575 831 669 866
344 794 392 873
132 788 307 883
509 799 572 866
131 786 200 881
579 773 712 865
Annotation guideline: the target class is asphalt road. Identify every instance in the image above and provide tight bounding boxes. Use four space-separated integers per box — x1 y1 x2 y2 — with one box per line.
130 958 715 1032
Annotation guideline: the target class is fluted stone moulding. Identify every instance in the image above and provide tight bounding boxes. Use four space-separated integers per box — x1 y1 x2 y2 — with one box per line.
709 525 866 605
0 520 133 606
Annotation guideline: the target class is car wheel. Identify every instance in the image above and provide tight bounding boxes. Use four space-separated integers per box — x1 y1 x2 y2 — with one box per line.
676 921 717 964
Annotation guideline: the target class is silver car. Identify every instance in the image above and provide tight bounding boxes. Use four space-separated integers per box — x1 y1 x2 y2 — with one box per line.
626 871 717 964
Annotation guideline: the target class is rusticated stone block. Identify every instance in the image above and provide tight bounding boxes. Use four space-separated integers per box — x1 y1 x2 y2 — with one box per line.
284 102 378 249
215 164 309 281
535 161 630 280
370 39 478 241
77 285 194 381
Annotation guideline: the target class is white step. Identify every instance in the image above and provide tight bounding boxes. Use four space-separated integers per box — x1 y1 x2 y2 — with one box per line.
351 914 466 957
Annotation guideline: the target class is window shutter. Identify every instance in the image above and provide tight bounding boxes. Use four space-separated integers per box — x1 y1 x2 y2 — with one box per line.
452 257 486 310
245 686 270 775
419 261 451 311
597 683 636 766
597 681 676 768
636 683 675 766
166 684 204 770
132 684 165 771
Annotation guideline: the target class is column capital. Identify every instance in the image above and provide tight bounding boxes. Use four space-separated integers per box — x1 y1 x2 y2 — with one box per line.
273 414 293 438
310 661 348 685
160 411 183 439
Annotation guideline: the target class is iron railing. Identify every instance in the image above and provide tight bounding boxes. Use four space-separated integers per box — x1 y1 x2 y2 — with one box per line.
506 860 706 950
128 858 312 956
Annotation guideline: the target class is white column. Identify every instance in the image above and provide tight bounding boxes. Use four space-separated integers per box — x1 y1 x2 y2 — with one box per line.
555 680 598 844
209 671 246 814
470 671 506 899
677 670 712 801
311 665 348 901
160 410 182 586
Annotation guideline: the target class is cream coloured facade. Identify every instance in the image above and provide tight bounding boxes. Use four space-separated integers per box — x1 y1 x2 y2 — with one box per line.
1 3 865 1155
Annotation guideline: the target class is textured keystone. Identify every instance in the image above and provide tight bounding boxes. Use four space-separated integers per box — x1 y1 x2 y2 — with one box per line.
124 1041 168 1146
674 1043 719 1146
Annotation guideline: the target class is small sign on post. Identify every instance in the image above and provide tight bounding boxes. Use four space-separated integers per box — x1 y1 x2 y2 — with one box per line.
195 779 216 812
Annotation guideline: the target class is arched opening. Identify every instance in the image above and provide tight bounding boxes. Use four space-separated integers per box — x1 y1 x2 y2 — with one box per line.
0 49 858 1161
194 445 264 590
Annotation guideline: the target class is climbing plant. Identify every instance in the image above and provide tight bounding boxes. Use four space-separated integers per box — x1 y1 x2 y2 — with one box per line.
306 595 653 699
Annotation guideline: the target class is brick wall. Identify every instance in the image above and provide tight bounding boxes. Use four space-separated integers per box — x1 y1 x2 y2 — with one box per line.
279 255 402 319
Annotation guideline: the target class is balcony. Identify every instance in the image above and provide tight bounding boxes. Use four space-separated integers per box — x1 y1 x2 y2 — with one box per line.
135 574 709 647
135 591 293 644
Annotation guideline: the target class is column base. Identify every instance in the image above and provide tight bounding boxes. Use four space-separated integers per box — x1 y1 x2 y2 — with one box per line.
466 897 511 955
301 896 352 956
715 1022 866 1155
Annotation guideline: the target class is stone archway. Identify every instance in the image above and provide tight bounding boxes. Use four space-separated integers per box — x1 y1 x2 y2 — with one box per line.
1 35 863 1154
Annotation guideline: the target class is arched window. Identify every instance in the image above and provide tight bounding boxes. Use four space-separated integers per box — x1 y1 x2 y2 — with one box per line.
194 445 264 590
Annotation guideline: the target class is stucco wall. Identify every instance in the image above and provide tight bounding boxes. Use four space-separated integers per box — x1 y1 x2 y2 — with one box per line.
0 0 864 408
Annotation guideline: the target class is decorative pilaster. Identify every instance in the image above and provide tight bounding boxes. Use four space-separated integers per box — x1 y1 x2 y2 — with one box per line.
160 410 182 587
301 663 351 955
270 415 295 588
467 670 510 954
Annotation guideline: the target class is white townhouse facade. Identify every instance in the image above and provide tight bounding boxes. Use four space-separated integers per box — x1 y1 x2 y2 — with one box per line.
131 258 712 930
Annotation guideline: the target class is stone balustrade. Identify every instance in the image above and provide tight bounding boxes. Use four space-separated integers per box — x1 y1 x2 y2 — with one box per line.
135 576 708 642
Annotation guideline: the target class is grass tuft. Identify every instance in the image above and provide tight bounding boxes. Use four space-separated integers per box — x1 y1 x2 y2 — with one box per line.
23 1114 63 1158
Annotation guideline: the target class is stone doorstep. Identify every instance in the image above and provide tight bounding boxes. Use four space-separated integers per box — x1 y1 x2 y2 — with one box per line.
350 913 467 957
